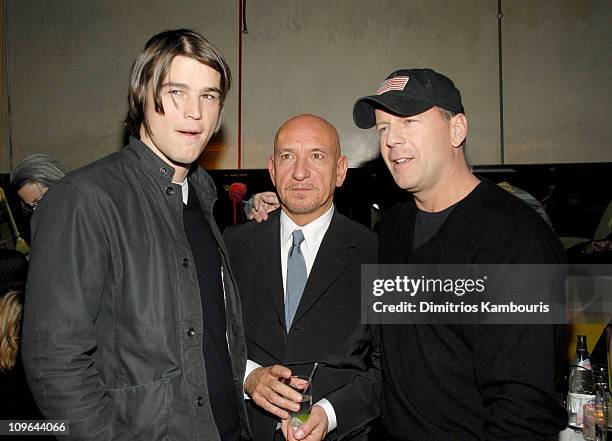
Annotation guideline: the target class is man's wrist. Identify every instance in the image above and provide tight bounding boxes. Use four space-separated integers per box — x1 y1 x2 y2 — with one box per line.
243 359 262 399
314 398 336 433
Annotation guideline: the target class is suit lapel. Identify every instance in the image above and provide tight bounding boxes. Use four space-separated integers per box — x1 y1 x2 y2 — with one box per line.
291 211 357 326
250 210 287 330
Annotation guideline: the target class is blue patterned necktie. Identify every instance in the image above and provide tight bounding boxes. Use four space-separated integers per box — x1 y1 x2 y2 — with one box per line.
286 229 307 331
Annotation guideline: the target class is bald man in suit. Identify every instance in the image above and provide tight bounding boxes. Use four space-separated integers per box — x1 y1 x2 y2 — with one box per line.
225 114 380 441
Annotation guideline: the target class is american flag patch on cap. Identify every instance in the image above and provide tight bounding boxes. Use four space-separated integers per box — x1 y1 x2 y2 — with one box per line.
376 76 409 95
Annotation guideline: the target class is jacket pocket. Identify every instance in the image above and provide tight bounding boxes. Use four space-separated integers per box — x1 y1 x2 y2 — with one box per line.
108 377 173 440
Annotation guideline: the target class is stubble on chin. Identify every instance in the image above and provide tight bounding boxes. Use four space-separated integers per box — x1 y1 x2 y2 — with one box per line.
280 192 321 215
284 203 318 215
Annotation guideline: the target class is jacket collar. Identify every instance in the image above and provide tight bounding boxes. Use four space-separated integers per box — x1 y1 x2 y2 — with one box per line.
249 209 359 331
124 136 175 183
291 210 358 326
123 136 217 204
250 210 286 329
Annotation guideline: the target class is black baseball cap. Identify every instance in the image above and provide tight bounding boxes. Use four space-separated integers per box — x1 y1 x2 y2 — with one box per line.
353 68 464 129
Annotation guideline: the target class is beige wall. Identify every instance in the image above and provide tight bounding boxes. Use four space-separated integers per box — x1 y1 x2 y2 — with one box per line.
2 0 238 172
0 0 8 171
503 0 612 164
242 0 499 168
1 0 610 173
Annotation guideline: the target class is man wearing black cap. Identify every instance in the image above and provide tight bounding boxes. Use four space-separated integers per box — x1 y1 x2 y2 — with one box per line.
353 69 567 440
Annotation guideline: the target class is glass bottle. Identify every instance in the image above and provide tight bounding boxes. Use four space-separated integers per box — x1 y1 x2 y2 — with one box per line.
568 335 594 428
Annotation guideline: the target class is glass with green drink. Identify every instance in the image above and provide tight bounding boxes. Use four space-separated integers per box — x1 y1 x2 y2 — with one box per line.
288 375 312 429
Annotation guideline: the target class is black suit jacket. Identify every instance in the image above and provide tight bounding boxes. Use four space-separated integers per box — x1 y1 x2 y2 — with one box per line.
224 209 380 441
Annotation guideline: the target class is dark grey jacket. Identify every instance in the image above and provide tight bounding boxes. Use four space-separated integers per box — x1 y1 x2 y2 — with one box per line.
22 137 251 441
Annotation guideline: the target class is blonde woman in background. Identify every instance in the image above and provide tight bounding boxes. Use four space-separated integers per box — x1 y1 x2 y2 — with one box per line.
0 289 23 373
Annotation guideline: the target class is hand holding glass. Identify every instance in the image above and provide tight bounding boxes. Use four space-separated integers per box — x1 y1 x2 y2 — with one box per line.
287 375 312 429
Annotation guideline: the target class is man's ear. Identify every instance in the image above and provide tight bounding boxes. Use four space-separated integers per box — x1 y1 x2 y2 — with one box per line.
451 113 468 148
267 155 276 186
335 155 348 187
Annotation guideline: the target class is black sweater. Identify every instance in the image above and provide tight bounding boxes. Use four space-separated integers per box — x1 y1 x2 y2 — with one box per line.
378 181 568 441
183 191 240 441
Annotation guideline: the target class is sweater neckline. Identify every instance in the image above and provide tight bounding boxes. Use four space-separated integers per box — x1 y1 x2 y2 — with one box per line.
410 181 486 256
